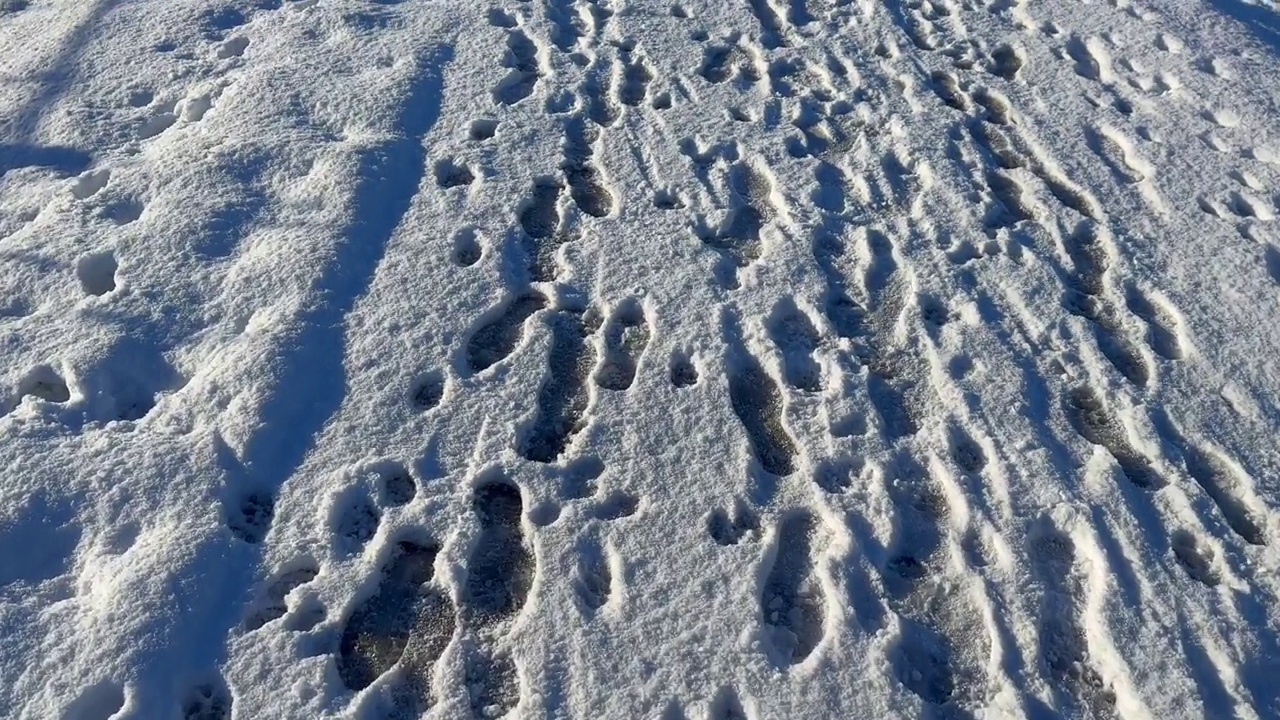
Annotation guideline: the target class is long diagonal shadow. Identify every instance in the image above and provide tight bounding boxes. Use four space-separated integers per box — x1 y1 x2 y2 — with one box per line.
1 0 116 178
237 45 455 490
2 0 124 147
1203 0 1280 54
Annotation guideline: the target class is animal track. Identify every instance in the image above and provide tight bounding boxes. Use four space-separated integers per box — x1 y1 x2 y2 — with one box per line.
410 371 445 410
575 536 613 614
947 424 987 473
670 352 699 387
182 677 232 720
378 462 417 506
760 512 825 665
470 118 499 140
708 501 760 545
813 458 857 493
227 491 274 544
596 299 649 391
654 187 685 209
520 311 594 463
435 158 475 188
453 228 483 267
334 489 381 555
463 476 534 626
466 292 547 373
337 539 455 700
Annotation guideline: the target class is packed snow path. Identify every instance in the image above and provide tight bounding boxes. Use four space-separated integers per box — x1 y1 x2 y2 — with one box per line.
2 0 1280 716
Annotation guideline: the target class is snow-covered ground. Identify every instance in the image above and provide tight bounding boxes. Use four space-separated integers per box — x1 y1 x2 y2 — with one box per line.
2 0 1280 716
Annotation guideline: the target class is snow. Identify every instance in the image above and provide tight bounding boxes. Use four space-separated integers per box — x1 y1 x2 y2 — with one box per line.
1 0 1280 716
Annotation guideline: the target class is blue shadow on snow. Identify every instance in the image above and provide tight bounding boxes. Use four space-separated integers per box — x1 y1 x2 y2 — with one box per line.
1203 0 1280 54
238 45 455 489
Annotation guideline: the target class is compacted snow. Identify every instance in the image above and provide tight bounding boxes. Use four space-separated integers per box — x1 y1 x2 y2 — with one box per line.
2 0 1280 716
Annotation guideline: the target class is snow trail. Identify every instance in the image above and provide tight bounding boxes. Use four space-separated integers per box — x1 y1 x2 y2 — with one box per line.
2 0 1280 716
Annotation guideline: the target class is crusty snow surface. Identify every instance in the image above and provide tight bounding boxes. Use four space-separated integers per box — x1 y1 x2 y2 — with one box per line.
2 0 1280 716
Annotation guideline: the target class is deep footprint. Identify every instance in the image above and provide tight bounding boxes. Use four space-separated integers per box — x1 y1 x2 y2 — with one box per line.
767 298 822 392
1028 522 1118 718
520 311 594 463
518 178 568 280
725 315 797 476
463 477 535 627
562 117 615 218
1065 386 1163 490
890 618 958 707
465 646 520 717
596 299 650 391
466 292 548 373
760 512 825 665
1152 411 1267 545
337 540 456 696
